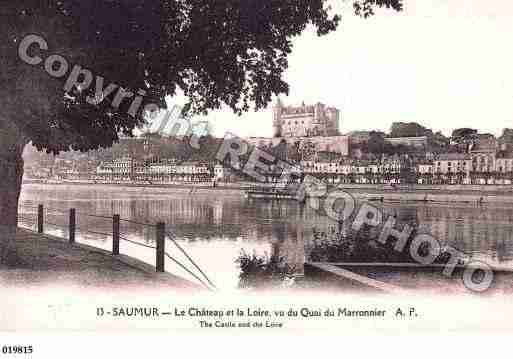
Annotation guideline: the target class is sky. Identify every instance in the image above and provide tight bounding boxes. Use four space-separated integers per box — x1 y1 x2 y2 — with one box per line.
167 0 513 139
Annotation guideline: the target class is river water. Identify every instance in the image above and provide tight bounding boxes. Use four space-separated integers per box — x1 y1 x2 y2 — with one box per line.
18 184 513 290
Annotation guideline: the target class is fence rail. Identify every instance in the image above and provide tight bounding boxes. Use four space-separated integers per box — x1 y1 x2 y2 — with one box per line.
17 204 214 291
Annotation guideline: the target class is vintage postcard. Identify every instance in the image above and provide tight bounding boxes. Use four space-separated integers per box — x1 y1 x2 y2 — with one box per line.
1 0 513 356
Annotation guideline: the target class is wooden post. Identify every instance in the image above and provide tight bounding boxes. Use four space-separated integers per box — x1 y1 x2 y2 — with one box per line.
69 208 76 244
156 222 165 272
37 204 44 234
112 214 120 255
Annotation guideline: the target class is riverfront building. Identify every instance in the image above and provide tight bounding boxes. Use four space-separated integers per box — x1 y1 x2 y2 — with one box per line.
297 155 413 184
95 158 211 182
415 150 513 185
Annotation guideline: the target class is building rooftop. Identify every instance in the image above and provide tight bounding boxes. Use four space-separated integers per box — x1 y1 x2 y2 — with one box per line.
496 151 513 159
385 136 428 140
436 153 471 161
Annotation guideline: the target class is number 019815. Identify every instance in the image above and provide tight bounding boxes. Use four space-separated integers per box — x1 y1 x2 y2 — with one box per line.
2 346 33 355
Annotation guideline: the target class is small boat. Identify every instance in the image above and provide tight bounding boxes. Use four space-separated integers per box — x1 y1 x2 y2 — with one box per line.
245 190 296 200
44 179 63 185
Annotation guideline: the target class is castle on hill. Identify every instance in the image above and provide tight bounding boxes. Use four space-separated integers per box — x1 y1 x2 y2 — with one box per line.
272 98 340 138
247 99 349 157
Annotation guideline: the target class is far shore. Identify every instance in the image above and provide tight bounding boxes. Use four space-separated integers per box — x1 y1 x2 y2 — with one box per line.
21 179 513 204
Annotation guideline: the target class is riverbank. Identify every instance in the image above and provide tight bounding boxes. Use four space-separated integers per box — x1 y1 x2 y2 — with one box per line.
23 179 247 196
341 184 513 204
304 262 513 295
21 179 513 204
1 228 200 291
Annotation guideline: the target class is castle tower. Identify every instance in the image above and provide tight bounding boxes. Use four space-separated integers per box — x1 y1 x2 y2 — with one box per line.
326 107 340 136
313 102 322 124
312 102 324 136
272 97 283 138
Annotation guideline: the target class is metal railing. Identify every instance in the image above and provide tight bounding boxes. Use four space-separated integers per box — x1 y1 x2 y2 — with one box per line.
17 203 215 291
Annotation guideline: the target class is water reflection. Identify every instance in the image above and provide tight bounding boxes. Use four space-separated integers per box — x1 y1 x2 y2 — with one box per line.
18 184 513 289
371 202 513 265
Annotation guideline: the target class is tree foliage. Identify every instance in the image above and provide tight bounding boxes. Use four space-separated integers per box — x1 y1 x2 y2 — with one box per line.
451 128 478 141
450 128 478 151
2 0 336 154
499 128 513 145
389 122 432 138
353 0 403 18
1 0 403 156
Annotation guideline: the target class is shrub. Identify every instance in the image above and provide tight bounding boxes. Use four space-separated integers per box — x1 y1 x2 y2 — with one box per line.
236 250 295 289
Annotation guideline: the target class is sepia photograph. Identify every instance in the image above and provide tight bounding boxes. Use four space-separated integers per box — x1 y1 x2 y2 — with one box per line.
1 0 513 354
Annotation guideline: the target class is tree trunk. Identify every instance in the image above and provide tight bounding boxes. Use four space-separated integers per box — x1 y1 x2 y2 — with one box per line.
0 138 25 265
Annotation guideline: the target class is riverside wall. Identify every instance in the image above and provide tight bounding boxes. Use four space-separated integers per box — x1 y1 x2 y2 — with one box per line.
22 180 513 204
